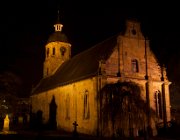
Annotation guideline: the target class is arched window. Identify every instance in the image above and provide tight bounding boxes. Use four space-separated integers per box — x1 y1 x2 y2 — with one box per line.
83 90 90 119
154 91 163 119
53 47 55 55
131 59 139 72
65 94 70 120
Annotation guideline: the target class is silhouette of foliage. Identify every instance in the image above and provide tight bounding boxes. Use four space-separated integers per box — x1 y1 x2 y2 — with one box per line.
0 71 22 96
101 81 155 137
0 71 22 116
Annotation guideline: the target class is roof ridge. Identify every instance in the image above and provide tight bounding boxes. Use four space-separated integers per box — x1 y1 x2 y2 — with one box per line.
71 33 119 59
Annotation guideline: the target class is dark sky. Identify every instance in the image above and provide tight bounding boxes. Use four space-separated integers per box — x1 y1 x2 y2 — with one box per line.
0 1 180 97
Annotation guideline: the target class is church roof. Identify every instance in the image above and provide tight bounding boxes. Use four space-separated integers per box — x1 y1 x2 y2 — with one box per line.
32 34 118 94
47 31 69 43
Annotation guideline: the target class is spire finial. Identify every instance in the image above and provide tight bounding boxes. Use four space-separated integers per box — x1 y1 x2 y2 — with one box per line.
57 10 60 23
54 10 63 32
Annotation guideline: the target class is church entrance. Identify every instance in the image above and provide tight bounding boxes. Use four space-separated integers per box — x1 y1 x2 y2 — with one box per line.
48 95 57 130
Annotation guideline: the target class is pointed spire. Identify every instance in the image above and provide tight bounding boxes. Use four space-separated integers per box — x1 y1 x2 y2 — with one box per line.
57 10 60 23
54 10 63 32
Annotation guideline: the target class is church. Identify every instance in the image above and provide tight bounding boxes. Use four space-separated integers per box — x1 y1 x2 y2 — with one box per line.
30 17 171 137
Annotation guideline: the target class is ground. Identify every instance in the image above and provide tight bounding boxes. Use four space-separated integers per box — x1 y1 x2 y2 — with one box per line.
0 120 180 140
0 128 179 140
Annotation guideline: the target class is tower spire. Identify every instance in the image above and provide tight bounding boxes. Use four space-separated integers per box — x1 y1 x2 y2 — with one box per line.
54 10 63 32
57 10 60 23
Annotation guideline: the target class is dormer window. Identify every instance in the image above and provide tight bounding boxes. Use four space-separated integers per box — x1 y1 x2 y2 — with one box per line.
131 59 139 72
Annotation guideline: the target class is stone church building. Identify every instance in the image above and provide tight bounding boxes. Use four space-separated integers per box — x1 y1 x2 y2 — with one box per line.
31 18 171 137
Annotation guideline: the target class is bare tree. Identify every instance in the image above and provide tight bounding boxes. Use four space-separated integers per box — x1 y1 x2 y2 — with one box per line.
0 71 22 116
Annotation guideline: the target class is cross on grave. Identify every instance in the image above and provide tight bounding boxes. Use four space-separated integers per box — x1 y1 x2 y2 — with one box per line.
73 121 78 138
73 121 78 132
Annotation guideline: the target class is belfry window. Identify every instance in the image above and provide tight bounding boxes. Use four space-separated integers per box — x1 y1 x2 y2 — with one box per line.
47 48 49 57
83 90 90 119
60 47 66 56
53 48 55 55
154 91 163 119
131 59 139 72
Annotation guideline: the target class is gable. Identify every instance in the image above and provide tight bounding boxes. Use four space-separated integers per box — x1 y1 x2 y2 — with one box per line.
119 36 161 80
32 19 165 95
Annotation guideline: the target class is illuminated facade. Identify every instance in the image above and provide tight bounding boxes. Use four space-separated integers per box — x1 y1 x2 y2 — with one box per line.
31 19 171 137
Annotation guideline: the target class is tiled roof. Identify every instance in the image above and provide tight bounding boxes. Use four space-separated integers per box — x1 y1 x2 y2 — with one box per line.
32 34 118 94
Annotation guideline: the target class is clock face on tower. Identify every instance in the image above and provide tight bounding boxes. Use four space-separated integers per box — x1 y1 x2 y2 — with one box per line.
60 47 66 56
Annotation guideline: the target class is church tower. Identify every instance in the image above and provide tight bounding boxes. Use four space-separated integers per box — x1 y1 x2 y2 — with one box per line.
43 13 71 78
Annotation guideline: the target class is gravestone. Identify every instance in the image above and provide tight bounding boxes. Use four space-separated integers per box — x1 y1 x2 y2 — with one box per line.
3 114 10 131
73 121 78 137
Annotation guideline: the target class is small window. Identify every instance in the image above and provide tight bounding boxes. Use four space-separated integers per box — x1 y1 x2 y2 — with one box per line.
83 90 90 119
131 59 139 72
53 48 55 55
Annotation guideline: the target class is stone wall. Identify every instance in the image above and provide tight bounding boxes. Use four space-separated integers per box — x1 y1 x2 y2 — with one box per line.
31 77 98 135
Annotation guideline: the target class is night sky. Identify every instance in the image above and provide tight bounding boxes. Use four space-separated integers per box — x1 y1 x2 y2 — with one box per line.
0 1 180 105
